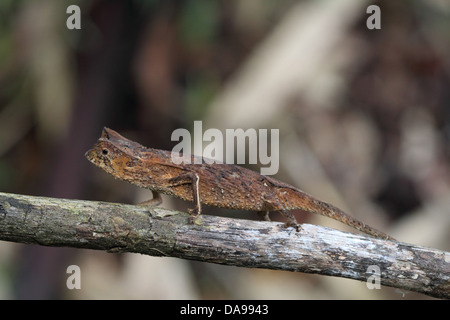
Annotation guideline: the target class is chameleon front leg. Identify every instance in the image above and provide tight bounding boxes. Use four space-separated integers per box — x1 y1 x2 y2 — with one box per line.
166 172 201 223
138 172 201 223
138 190 162 206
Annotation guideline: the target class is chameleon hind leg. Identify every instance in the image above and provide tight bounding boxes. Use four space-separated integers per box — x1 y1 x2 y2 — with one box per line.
166 172 201 223
262 194 301 231
279 209 301 231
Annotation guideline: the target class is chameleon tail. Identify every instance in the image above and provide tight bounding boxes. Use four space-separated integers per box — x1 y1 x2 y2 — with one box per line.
293 192 395 240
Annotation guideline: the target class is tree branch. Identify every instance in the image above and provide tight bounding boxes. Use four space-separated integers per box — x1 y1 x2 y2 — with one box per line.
0 191 448 299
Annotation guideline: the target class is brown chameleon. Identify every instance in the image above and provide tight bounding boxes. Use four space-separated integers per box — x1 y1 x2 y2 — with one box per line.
85 127 394 240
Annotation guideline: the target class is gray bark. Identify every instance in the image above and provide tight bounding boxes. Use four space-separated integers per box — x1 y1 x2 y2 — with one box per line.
0 192 448 298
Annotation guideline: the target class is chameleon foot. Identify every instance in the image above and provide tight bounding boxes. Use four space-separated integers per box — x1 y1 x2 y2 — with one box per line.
188 207 201 224
279 209 301 231
283 221 302 232
188 214 202 225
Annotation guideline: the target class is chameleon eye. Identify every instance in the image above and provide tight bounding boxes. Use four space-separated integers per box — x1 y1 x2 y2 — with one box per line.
102 149 109 156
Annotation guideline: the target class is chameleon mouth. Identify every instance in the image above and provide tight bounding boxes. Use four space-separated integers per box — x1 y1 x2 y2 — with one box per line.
84 149 95 162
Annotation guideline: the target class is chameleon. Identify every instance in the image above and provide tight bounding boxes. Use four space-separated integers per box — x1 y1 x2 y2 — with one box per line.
85 127 395 240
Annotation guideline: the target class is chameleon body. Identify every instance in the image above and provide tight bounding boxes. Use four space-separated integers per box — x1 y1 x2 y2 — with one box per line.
85 127 394 240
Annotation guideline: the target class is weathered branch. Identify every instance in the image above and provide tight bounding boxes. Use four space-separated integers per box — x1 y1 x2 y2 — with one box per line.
0 192 448 298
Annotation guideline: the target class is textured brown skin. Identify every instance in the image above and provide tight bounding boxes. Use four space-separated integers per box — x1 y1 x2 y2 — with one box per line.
85 127 395 240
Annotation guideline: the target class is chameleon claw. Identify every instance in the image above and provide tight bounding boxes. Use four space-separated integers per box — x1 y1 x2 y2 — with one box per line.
188 214 202 225
283 222 302 232
188 205 201 218
187 206 202 225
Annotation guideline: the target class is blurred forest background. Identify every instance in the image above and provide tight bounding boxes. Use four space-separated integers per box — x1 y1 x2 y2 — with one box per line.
0 0 449 299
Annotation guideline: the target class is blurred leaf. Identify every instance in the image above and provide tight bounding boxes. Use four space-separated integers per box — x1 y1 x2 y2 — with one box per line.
185 74 219 121
179 0 219 48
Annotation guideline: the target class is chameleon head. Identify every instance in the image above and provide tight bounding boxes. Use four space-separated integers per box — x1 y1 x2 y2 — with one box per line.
85 128 143 181
85 139 124 176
